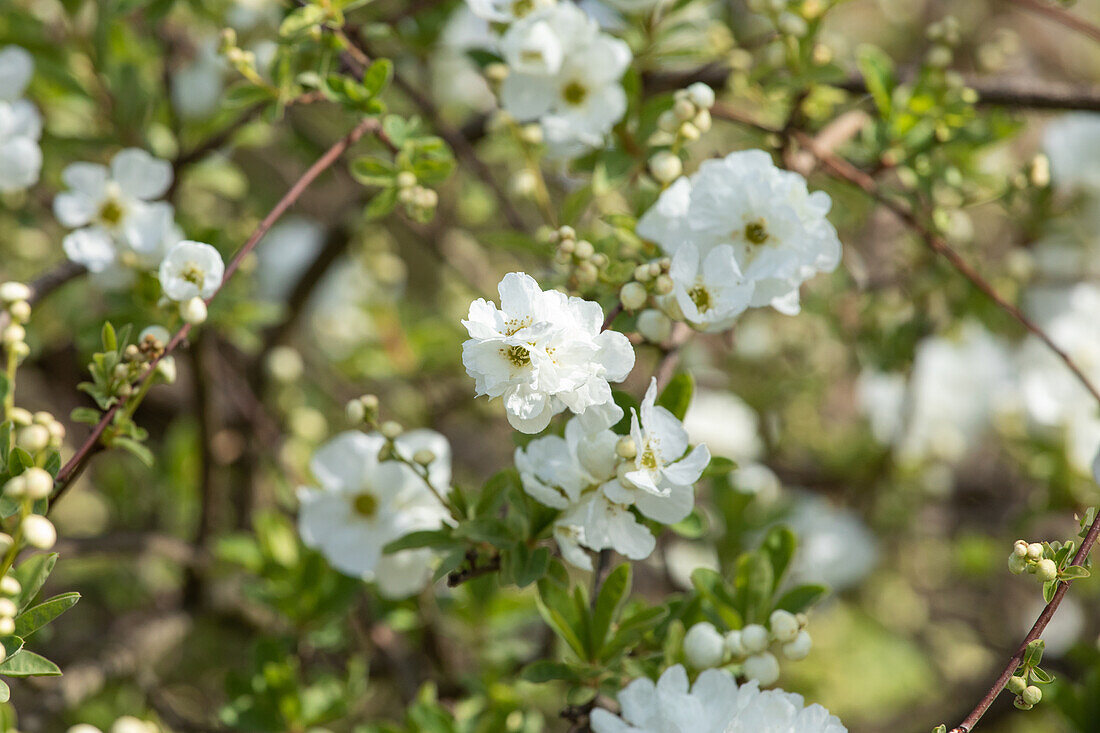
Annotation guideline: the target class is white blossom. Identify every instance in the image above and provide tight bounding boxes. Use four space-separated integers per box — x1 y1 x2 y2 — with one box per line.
783 493 878 592
683 388 763 463
55 148 176 273
0 46 33 101
637 150 842 316
158 241 225 302
297 430 452 598
665 243 753 331
170 38 226 120
432 7 497 112
590 664 847 733
1042 113 1100 192
0 46 41 193
462 271 634 433
466 0 556 24
499 4 632 157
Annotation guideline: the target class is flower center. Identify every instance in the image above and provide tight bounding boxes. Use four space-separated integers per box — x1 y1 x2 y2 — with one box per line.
504 317 532 336
640 444 658 470
561 80 588 106
744 220 769 245
180 262 205 288
353 492 379 518
511 0 535 16
688 284 712 313
98 198 125 227
503 344 531 367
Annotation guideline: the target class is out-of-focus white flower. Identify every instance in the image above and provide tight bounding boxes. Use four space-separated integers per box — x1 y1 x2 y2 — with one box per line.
158 241 225 301
683 388 763 462
664 539 720 590
298 430 452 598
637 150 842 316
855 370 907 444
783 493 877 591
432 7 497 112
255 216 325 301
590 664 847 733
466 0 556 23
1042 113 1100 192
227 0 282 31
1019 595 1083 657
171 38 226 120
0 46 41 193
499 4 632 157
55 148 176 272
462 272 634 433
0 46 33 101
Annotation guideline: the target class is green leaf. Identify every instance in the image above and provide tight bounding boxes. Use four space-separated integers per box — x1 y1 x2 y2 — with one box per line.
12 553 57 612
0 637 23 659
13 592 80 638
362 187 398 221
773 583 829 614
536 580 587 659
690 568 741 629
475 469 518 518
855 44 896 118
601 605 666 662
1023 639 1045 668
7 447 32 476
70 407 102 425
362 59 393 98
1042 580 1057 604
350 157 396 187
734 551 774 623
1060 564 1090 580
279 4 326 37
113 437 154 467
1030 666 1054 684
656 373 693 421
454 517 513 545
101 321 117 352
760 526 797 588
382 530 456 554
591 564 631 657
520 660 583 684
0 649 61 677
0 679 8 703
702 455 737 478
510 545 550 588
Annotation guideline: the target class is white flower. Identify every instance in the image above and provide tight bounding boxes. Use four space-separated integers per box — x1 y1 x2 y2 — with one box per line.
683 388 763 463
466 0 556 23
158 241 225 301
590 664 847 733
462 271 634 433
782 493 878 592
432 7 497 112
0 46 33 101
55 148 176 272
297 430 452 598
607 378 709 520
0 98 41 193
665 243 753 331
499 4 632 157
255 216 325 301
1042 113 1100 192
637 150 842 315
170 38 226 120
554 489 656 568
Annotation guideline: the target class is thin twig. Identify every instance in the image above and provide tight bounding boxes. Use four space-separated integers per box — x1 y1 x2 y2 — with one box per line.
1008 0 1100 46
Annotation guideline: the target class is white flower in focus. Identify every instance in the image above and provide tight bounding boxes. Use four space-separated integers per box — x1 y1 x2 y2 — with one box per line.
554 489 655 568
637 150 842 315
462 272 634 433
466 0 555 23
158 241 225 301
499 4 632 157
298 430 452 598
0 46 33 101
1042 114 1100 192
55 148 175 272
665 243 753 331
590 664 847 733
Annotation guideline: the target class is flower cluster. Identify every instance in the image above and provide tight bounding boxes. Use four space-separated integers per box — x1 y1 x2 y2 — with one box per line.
462 272 634 433
158 240 226 324
0 46 42 193
590 664 847 733
55 148 179 276
297 428 453 599
466 0 633 156
636 150 842 327
648 83 716 169
683 610 812 687
516 378 709 568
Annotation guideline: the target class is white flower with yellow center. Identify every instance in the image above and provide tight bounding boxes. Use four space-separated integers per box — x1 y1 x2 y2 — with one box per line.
298 430 452 598
499 4 632 157
462 272 634 433
466 0 555 23
666 243 753 332
590 664 848 733
0 46 41 193
637 150 842 315
55 148 176 273
158 241 225 302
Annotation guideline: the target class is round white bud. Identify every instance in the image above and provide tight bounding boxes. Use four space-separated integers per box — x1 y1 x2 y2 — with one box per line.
22 514 57 550
673 97 696 121
484 62 509 82
557 225 576 241
653 274 674 296
648 151 683 184
346 399 366 425
266 346 304 383
519 124 544 145
769 609 800 643
1013 540 1029 557
743 651 781 686
740 623 770 654
1035 558 1058 583
575 262 599 285
3 324 25 345
8 301 30 323
724 629 745 657
3 476 25 499
396 171 417 189
17 424 49 454
1026 543 1044 561
21 467 53 500
620 282 648 311
156 356 178 384
574 240 595 260
657 110 679 133
0 576 20 596
180 297 208 325
782 630 812 660
413 448 436 466
686 82 715 109
679 122 701 141
778 12 808 37
615 436 637 460
693 109 712 133
1021 685 1042 705
0 618 11 636
0 598 15 619
637 309 672 343
0 282 31 303
380 420 403 439
683 622 726 669
9 408 31 426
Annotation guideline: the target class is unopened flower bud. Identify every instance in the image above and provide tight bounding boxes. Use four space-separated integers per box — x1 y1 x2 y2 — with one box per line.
21 467 52 500
591 253 609 269
396 171 417 189
657 110 679 133
575 262 599 286
0 618 11 636
693 109 712 133
683 622 725 669
1006 675 1027 695
1013 696 1033 711
557 225 576 242
0 282 31 303
519 124 544 145
574 239 595 260
3 476 25 499
769 609 799 643
156 356 177 384
381 420 403 439
615 436 637 460
1013 540 1029 557
1008 553 1028 575
654 274 674 295
679 122 701 141
346 399 366 425
673 97 696 121
9 408 31 426
778 12 808 37
8 301 30 323
634 264 653 283
18 424 49 454
1026 543 1043 561
0 598 15 619
1022 685 1042 705
0 576 20 596
648 151 682 184
743 651 780 686
637 309 672 343
620 282 647 311
686 82 715 109
3 324 25 345
1030 154 1051 188
180 297 208 325
413 448 436 466
1035 558 1057 582
782 630 812 660
22 514 56 550
724 630 745 657
511 170 538 197
484 62 509 82
740 623 769 654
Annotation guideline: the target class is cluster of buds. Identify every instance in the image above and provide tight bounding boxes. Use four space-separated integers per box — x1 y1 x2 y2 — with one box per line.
1007 540 1058 583
1007 673 1043 711
551 226 607 288
8 409 65 455
346 393 381 427
651 83 715 149
747 0 811 38
1006 639 1052 712
620 258 674 343
924 15 960 69
219 28 268 87
395 171 438 222
682 610 812 686
0 467 58 640
114 327 177 399
1 282 33 363
0 573 21 640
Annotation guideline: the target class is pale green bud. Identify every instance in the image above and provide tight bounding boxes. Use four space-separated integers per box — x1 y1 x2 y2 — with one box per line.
620 282 648 311
740 623 769 654
1021 685 1042 706
1006 675 1027 695
615 436 637 460
1035 558 1057 583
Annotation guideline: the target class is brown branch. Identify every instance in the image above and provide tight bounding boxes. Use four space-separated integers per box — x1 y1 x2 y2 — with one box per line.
50 115 381 503
446 551 501 587
1008 0 1100 46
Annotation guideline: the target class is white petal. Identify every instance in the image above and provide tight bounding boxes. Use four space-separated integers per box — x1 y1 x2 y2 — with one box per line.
111 148 173 200
62 228 117 272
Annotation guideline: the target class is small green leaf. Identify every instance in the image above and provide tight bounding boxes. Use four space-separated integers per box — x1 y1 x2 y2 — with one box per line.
1023 639 1045 667
362 187 398 221
773 583 829 615
113 437 154 467
13 592 80 638
0 649 62 677
760 525 797 588
350 157 396 187
362 59 393 97
591 564 631 656
855 44 896 118
1030 666 1054 684
13 553 57 612
1060 564 1090 580
1042 579 1057 604
656 373 693 421
520 660 583 684
0 679 8 702
101 322 117 352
